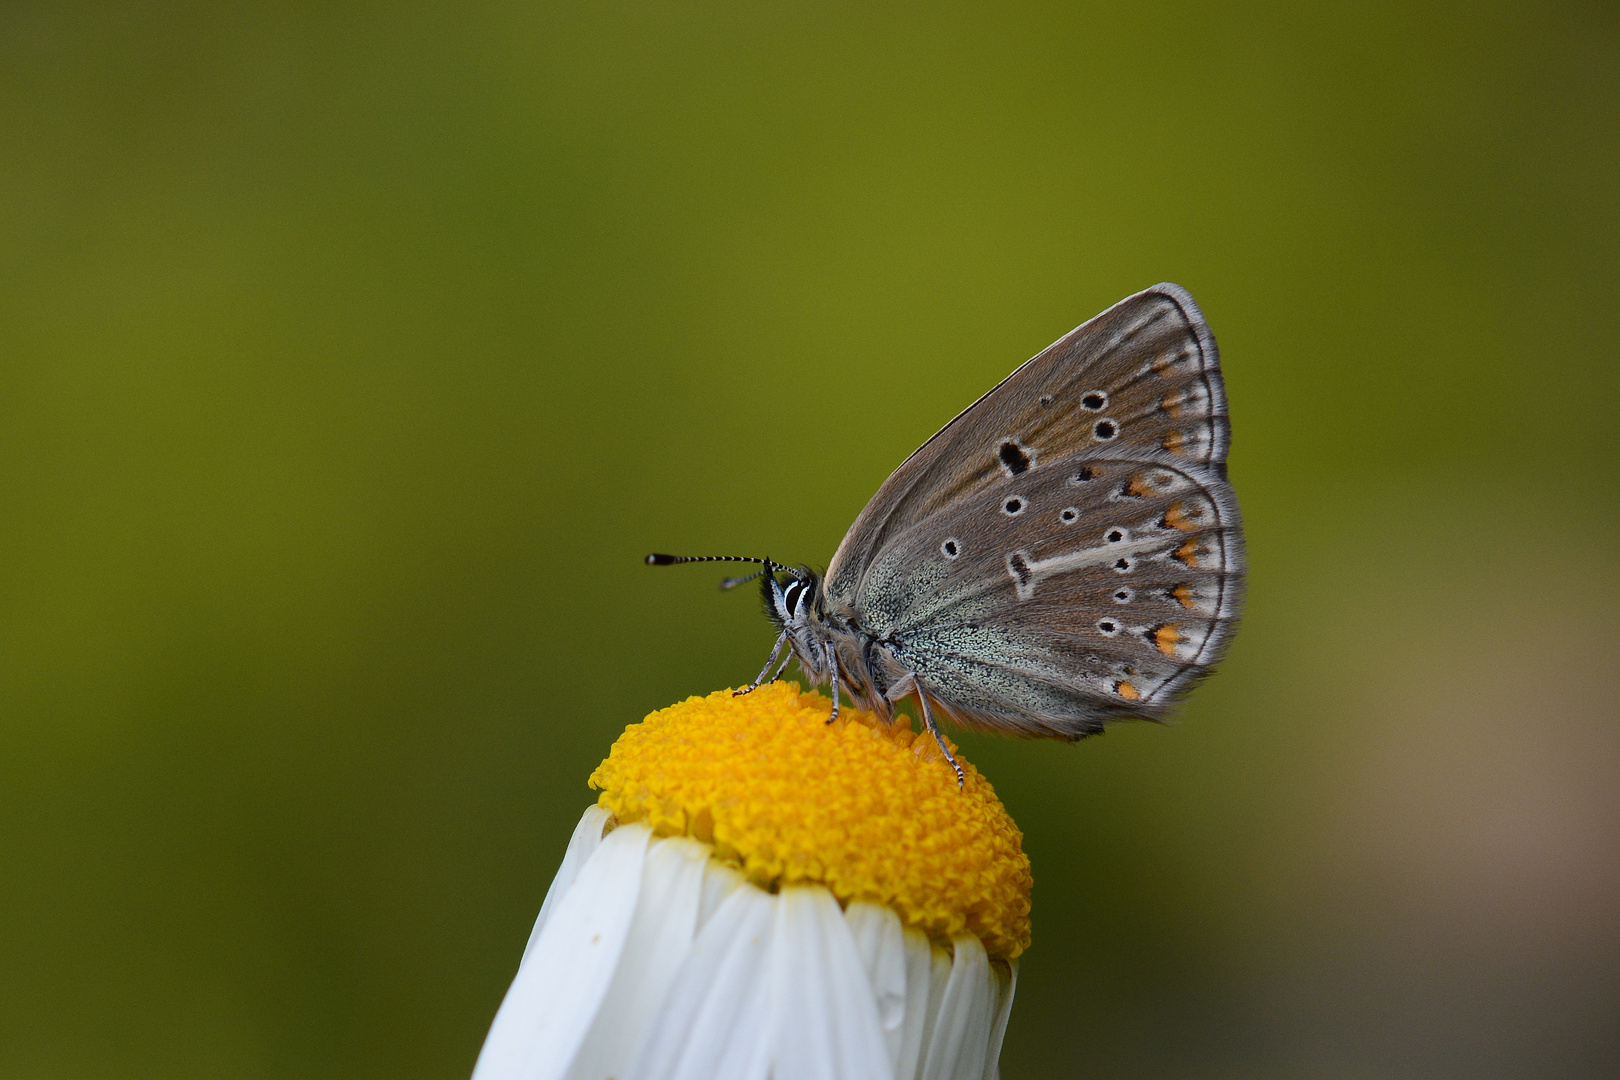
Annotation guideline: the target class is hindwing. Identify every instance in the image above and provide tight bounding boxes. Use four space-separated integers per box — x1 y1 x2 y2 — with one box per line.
852 449 1244 738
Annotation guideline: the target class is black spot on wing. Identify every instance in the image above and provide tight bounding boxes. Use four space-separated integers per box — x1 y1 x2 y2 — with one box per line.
998 441 1032 475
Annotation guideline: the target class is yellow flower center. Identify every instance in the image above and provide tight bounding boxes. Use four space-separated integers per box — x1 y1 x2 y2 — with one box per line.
589 682 1032 959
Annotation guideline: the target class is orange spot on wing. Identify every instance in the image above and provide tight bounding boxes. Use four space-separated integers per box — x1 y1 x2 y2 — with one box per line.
1163 501 1197 531
1160 390 1184 416
1175 538 1201 566
1162 429 1185 454
1171 583 1196 609
1128 473 1156 497
1154 623 1182 657
1116 680 1140 701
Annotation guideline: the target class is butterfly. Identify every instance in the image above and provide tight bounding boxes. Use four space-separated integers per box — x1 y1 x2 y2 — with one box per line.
648 284 1244 785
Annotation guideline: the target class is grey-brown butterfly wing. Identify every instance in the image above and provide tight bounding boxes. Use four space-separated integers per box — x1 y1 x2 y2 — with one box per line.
825 283 1228 607
850 449 1243 738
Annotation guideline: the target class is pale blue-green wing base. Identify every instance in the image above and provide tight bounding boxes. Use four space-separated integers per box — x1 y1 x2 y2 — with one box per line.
826 284 1229 607
853 449 1243 739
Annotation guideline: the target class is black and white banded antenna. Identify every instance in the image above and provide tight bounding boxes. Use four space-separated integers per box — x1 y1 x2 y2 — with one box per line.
644 552 805 590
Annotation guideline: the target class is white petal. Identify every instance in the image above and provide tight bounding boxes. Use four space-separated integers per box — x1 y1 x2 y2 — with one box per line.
565 836 712 1080
918 935 995 1080
524 806 614 965
979 960 1016 1080
697 857 747 933
627 881 777 1080
894 928 939 1080
768 886 894 1080
845 902 908 1071
911 939 955 1080
473 822 651 1080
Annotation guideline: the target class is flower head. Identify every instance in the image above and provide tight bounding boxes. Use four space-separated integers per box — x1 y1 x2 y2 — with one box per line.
473 683 1032 1080
592 682 1031 960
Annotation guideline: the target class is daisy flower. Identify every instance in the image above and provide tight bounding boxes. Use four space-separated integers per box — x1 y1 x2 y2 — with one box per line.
472 682 1032 1080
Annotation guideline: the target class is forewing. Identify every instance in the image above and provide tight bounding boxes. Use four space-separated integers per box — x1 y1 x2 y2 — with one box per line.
826 284 1228 604
853 449 1243 738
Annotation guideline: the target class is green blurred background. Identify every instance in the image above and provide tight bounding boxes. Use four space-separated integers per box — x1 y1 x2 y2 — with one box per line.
3 2 1617 1077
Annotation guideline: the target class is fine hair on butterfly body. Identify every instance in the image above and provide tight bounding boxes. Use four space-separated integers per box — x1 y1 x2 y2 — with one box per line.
647 284 1245 786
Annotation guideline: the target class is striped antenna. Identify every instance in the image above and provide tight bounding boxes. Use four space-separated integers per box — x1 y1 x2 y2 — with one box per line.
644 553 803 589
644 553 770 567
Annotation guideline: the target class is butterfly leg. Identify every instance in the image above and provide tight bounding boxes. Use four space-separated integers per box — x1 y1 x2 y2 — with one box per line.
735 630 789 697
914 688 966 789
824 641 841 724
767 647 794 684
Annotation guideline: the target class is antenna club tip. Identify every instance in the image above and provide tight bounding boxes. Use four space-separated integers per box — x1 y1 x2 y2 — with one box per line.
645 553 676 565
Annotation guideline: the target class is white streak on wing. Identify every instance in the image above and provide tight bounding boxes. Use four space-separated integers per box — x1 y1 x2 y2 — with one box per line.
1008 536 1168 601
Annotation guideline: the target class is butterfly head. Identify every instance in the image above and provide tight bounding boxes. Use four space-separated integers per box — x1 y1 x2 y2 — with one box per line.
763 564 821 633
